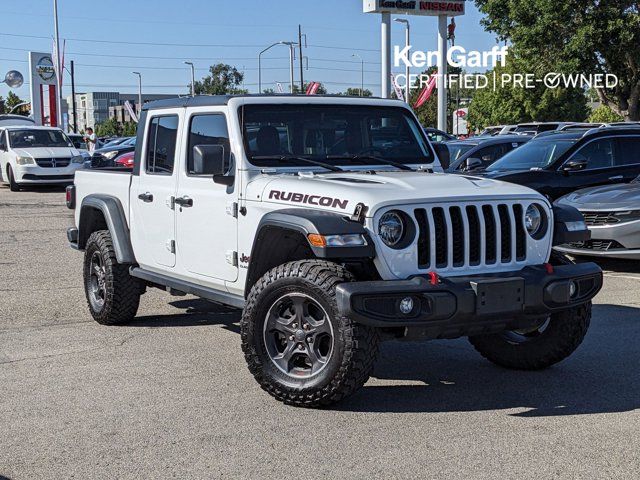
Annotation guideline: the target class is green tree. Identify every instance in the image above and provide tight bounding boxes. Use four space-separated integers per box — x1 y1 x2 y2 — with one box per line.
588 105 624 123
0 96 5 114
467 57 588 131
95 118 120 137
474 0 640 120
5 91 28 115
193 64 248 95
122 121 138 136
343 87 373 97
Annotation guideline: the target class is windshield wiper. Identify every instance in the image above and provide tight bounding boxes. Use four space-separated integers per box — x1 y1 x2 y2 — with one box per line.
326 154 415 172
251 155 343 172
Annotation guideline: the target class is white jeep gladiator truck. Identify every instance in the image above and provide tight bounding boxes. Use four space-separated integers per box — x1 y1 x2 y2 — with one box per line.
66 95 602 407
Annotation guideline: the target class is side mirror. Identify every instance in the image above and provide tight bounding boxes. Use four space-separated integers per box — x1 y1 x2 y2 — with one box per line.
192 144 234 185
562 158 587 172
463 157 483 171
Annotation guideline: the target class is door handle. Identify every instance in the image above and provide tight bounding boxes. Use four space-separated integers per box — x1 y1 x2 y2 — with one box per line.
174 196 193 208
138 192 153 202
609 175 624 181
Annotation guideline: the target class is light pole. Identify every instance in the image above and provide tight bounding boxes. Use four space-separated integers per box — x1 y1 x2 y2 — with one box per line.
53 0 63 127
132 72 142 114
394 18 410 103
184 61 195 96
351 54 364 96
259 41 297 94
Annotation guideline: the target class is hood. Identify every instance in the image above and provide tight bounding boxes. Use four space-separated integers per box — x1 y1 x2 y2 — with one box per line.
245 171 545 216
12 146 79 158
557 182 640 211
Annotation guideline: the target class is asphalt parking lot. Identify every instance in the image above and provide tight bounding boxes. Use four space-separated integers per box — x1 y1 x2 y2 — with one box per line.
1 185 639 480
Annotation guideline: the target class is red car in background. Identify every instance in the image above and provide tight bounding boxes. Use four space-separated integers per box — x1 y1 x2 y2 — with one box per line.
114 151 134 168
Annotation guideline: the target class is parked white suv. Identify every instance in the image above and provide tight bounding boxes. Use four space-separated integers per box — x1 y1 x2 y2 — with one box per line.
0 126 84 191
66 95 602 407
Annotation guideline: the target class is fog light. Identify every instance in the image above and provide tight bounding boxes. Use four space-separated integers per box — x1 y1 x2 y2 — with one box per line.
569 281 578 298
399 297 414 315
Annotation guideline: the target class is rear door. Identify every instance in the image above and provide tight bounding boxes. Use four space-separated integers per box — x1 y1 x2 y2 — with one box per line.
175 109 238 282
130 111 181 269
614 136 640 182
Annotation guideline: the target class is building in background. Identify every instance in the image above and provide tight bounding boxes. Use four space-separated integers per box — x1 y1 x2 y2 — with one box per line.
66 92 177 132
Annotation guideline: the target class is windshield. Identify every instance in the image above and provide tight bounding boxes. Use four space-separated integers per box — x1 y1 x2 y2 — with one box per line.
241 104 432 168
447 143 476 162
487 138 577 171
8 129 73 148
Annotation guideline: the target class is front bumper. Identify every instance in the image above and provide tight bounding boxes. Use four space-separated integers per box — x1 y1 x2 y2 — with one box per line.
15 164 80 184
336 263 602 338
555 219 640 260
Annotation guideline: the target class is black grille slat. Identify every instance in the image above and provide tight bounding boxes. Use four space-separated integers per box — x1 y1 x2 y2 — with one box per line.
35 157 71 168
432 208 448 268
498 204 512 262
513 204 527 261
466 206 481 265
415 209 430 269
482 205 497 264
450 207 465 267
581 211 619 226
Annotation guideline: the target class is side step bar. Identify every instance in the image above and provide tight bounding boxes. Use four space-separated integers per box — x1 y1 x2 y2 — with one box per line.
129 267 245 309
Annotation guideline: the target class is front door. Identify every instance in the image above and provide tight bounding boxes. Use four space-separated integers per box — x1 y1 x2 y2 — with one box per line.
130 112 181 269
175 110 238 282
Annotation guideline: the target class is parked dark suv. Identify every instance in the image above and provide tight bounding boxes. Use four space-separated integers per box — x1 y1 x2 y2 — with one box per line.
475 127 640 200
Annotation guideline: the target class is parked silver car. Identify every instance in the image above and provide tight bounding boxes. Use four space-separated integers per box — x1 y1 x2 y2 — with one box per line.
555 176 640 259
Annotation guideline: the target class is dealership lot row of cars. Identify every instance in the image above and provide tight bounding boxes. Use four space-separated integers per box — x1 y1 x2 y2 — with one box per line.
1 113 639 262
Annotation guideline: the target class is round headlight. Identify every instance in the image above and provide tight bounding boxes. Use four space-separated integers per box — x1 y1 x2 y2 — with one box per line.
525 204 544 237
379 211 405 247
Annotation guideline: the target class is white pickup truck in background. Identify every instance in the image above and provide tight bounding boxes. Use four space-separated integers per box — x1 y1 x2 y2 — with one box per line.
66 95 602 407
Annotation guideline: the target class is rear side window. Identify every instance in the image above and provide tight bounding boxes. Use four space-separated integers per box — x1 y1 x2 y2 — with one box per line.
145 115 179 175
573 138 615 169
616 137 640 166
187 114 230 175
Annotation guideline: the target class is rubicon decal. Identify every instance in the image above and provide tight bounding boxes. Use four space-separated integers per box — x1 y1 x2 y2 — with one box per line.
269 190 349 210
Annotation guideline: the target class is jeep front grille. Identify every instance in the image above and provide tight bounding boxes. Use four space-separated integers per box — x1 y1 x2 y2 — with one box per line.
414 203 528 271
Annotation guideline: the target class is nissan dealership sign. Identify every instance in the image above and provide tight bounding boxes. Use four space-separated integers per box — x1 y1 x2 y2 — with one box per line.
363 0 466 16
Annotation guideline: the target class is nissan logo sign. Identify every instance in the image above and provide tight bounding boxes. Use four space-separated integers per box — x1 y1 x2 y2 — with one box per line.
36 56 55 82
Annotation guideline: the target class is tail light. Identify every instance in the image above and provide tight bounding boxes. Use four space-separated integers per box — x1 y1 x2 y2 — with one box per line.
66 185 76 209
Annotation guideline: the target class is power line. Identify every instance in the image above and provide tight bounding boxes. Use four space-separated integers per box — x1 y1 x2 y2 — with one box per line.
0 32 379 52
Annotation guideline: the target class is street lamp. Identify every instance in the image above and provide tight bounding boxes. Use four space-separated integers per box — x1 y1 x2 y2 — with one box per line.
132 72 142 114
184 61 195 96
351 53 364 96
394 18 410 103
259 41 297 94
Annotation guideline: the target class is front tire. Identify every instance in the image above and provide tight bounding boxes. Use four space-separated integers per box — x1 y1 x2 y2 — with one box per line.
7 165 20 192
83 230 142 325
241 260 379 408
469 302 591 370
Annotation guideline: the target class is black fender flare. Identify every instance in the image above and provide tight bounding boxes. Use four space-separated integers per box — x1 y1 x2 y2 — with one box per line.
253 208 375 259
244 209 375 294
552 204 590 246
78 194 136 264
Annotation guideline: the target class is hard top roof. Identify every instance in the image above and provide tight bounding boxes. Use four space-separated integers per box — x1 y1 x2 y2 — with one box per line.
142 94 402 111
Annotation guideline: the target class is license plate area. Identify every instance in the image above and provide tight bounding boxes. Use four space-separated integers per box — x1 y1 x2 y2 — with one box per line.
470 278 524 315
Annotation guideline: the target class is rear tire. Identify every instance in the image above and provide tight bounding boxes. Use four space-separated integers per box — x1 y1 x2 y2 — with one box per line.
469 302 591 370
7 165 20 192
83 230 142 325
241 260 379 408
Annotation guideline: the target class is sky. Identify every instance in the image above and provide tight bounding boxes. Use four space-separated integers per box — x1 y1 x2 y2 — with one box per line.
0 0 500 101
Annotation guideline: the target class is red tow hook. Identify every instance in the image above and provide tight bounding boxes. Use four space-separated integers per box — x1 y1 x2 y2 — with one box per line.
544 263 554 275
428 271 439 285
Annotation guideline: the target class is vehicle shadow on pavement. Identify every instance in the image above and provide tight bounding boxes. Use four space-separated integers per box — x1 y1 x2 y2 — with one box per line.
123 299 241 334
338 304 640 416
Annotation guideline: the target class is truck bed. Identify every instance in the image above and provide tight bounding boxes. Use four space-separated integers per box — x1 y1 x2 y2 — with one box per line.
73 169 133 225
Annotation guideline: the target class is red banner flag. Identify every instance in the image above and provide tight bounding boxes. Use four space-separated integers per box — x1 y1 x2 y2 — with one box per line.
413 74 437 109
